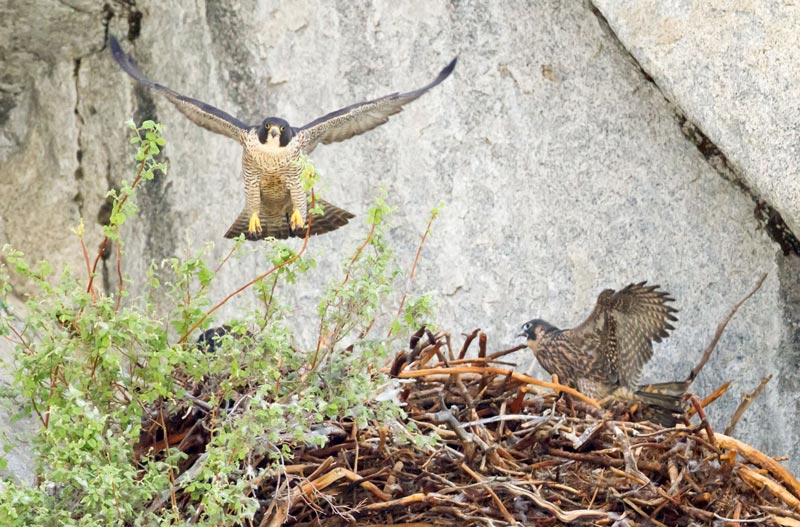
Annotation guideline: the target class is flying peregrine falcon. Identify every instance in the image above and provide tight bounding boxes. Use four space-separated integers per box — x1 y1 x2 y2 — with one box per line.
110 36 456 240
519 282 688 423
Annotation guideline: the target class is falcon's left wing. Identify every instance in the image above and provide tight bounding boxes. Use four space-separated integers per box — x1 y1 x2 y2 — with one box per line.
296 57 457 154
571 282 677 389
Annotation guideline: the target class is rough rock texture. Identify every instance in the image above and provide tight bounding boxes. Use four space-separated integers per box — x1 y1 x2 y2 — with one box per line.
0 0 798 482
592 0 800 238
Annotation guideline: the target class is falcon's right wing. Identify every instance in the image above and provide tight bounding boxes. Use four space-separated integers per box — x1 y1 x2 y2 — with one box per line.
110 36 249 142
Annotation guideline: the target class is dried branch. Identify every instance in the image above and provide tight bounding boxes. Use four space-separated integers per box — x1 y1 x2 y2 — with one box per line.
715 433 800 501
391 208 437 335
687 273 768 383
725 375 772 436
398 365 602 408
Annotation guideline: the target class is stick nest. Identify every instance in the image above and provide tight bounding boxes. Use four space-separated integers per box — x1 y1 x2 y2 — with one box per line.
138 328 800 526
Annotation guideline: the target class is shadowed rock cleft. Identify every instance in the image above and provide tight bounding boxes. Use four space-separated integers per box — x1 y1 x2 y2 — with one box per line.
755 200 800 257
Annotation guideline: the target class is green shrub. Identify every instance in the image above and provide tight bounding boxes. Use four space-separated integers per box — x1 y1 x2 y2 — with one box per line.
0 121 437 526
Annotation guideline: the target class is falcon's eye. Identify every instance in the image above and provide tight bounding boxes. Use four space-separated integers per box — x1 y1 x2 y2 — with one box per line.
280 126 285 132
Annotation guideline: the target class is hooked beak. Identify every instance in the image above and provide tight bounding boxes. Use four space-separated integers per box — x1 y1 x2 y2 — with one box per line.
516 331 527 338
269 126 280 138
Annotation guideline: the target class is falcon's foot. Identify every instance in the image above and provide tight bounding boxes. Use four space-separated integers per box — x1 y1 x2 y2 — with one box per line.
248 212 262 235
289 209 305 232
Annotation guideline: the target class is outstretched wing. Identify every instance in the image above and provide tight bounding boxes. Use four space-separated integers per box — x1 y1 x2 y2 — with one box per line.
568 282 678 389
295 57 457 154
110 36 249 142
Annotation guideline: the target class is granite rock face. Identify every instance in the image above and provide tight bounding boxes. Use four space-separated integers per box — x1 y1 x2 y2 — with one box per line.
0 0 798 482
592 0 800 237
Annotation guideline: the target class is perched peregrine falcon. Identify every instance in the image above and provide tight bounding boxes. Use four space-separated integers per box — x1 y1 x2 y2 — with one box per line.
519 282 688 422
110 36 456 240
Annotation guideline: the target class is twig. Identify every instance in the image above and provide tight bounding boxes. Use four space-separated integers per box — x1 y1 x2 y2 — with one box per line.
297 467 392 502
398 366 601 408
546 448 662 473
487 344 527 360
689 395 717 448
687 381 731 417
496 483 612 522
687 273 768 383
738 465 800 510
713 511 769 523
213 242 239 275
716 433 800 501
390 209 437 337
761 505 800 521
459 464 516 524
613 426 654 491
78 228 92 292
313 221 377 365
194 241 242 301
725 375 772 436
362 492 445 510
427 410 489 456
262 274 280 322
460 414 549 428
87 144 150 296
115 239 123 311
177 191 316 344
458 329 480 360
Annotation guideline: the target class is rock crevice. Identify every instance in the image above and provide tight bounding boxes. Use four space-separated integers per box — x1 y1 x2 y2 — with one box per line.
591 2 799 257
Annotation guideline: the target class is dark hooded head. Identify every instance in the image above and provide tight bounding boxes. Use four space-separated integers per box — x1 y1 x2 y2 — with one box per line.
518 319 558 341
196 326 231 354
257 117 295 146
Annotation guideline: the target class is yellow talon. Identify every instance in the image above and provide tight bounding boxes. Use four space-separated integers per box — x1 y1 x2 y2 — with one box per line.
248 212 262 234
290 209 305 231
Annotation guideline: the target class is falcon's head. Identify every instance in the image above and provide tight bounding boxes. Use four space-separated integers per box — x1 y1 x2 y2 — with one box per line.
258 117 295 147
518 319 558 341
518 319 558 354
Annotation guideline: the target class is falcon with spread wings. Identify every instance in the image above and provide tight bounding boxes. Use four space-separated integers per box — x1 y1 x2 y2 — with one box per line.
519 282 687 421
110 36 456 240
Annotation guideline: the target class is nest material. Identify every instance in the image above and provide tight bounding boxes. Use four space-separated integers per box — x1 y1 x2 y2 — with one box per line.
137 328 800 526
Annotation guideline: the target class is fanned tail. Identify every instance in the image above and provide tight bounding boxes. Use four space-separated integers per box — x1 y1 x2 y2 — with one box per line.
304 198 356 237
632 381 691 426
224 198 355 241
224 212 267 241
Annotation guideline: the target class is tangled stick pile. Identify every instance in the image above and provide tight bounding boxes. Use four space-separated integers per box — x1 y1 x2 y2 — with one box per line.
138 325 799 526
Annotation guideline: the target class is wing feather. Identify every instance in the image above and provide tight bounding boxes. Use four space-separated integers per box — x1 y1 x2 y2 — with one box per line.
110 36 248 142
570 282 678 388
296 57 457 154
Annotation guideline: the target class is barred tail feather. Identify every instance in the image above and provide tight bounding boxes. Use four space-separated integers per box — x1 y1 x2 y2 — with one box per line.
305 199 355 237
224 199 354 241
224 211 266 241
633 381 691 426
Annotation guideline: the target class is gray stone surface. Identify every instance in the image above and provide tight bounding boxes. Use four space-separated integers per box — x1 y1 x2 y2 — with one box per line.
0 0 798 483
592 0 800 235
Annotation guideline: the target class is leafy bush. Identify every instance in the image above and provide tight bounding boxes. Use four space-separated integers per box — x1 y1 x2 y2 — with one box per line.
0 121 436 526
